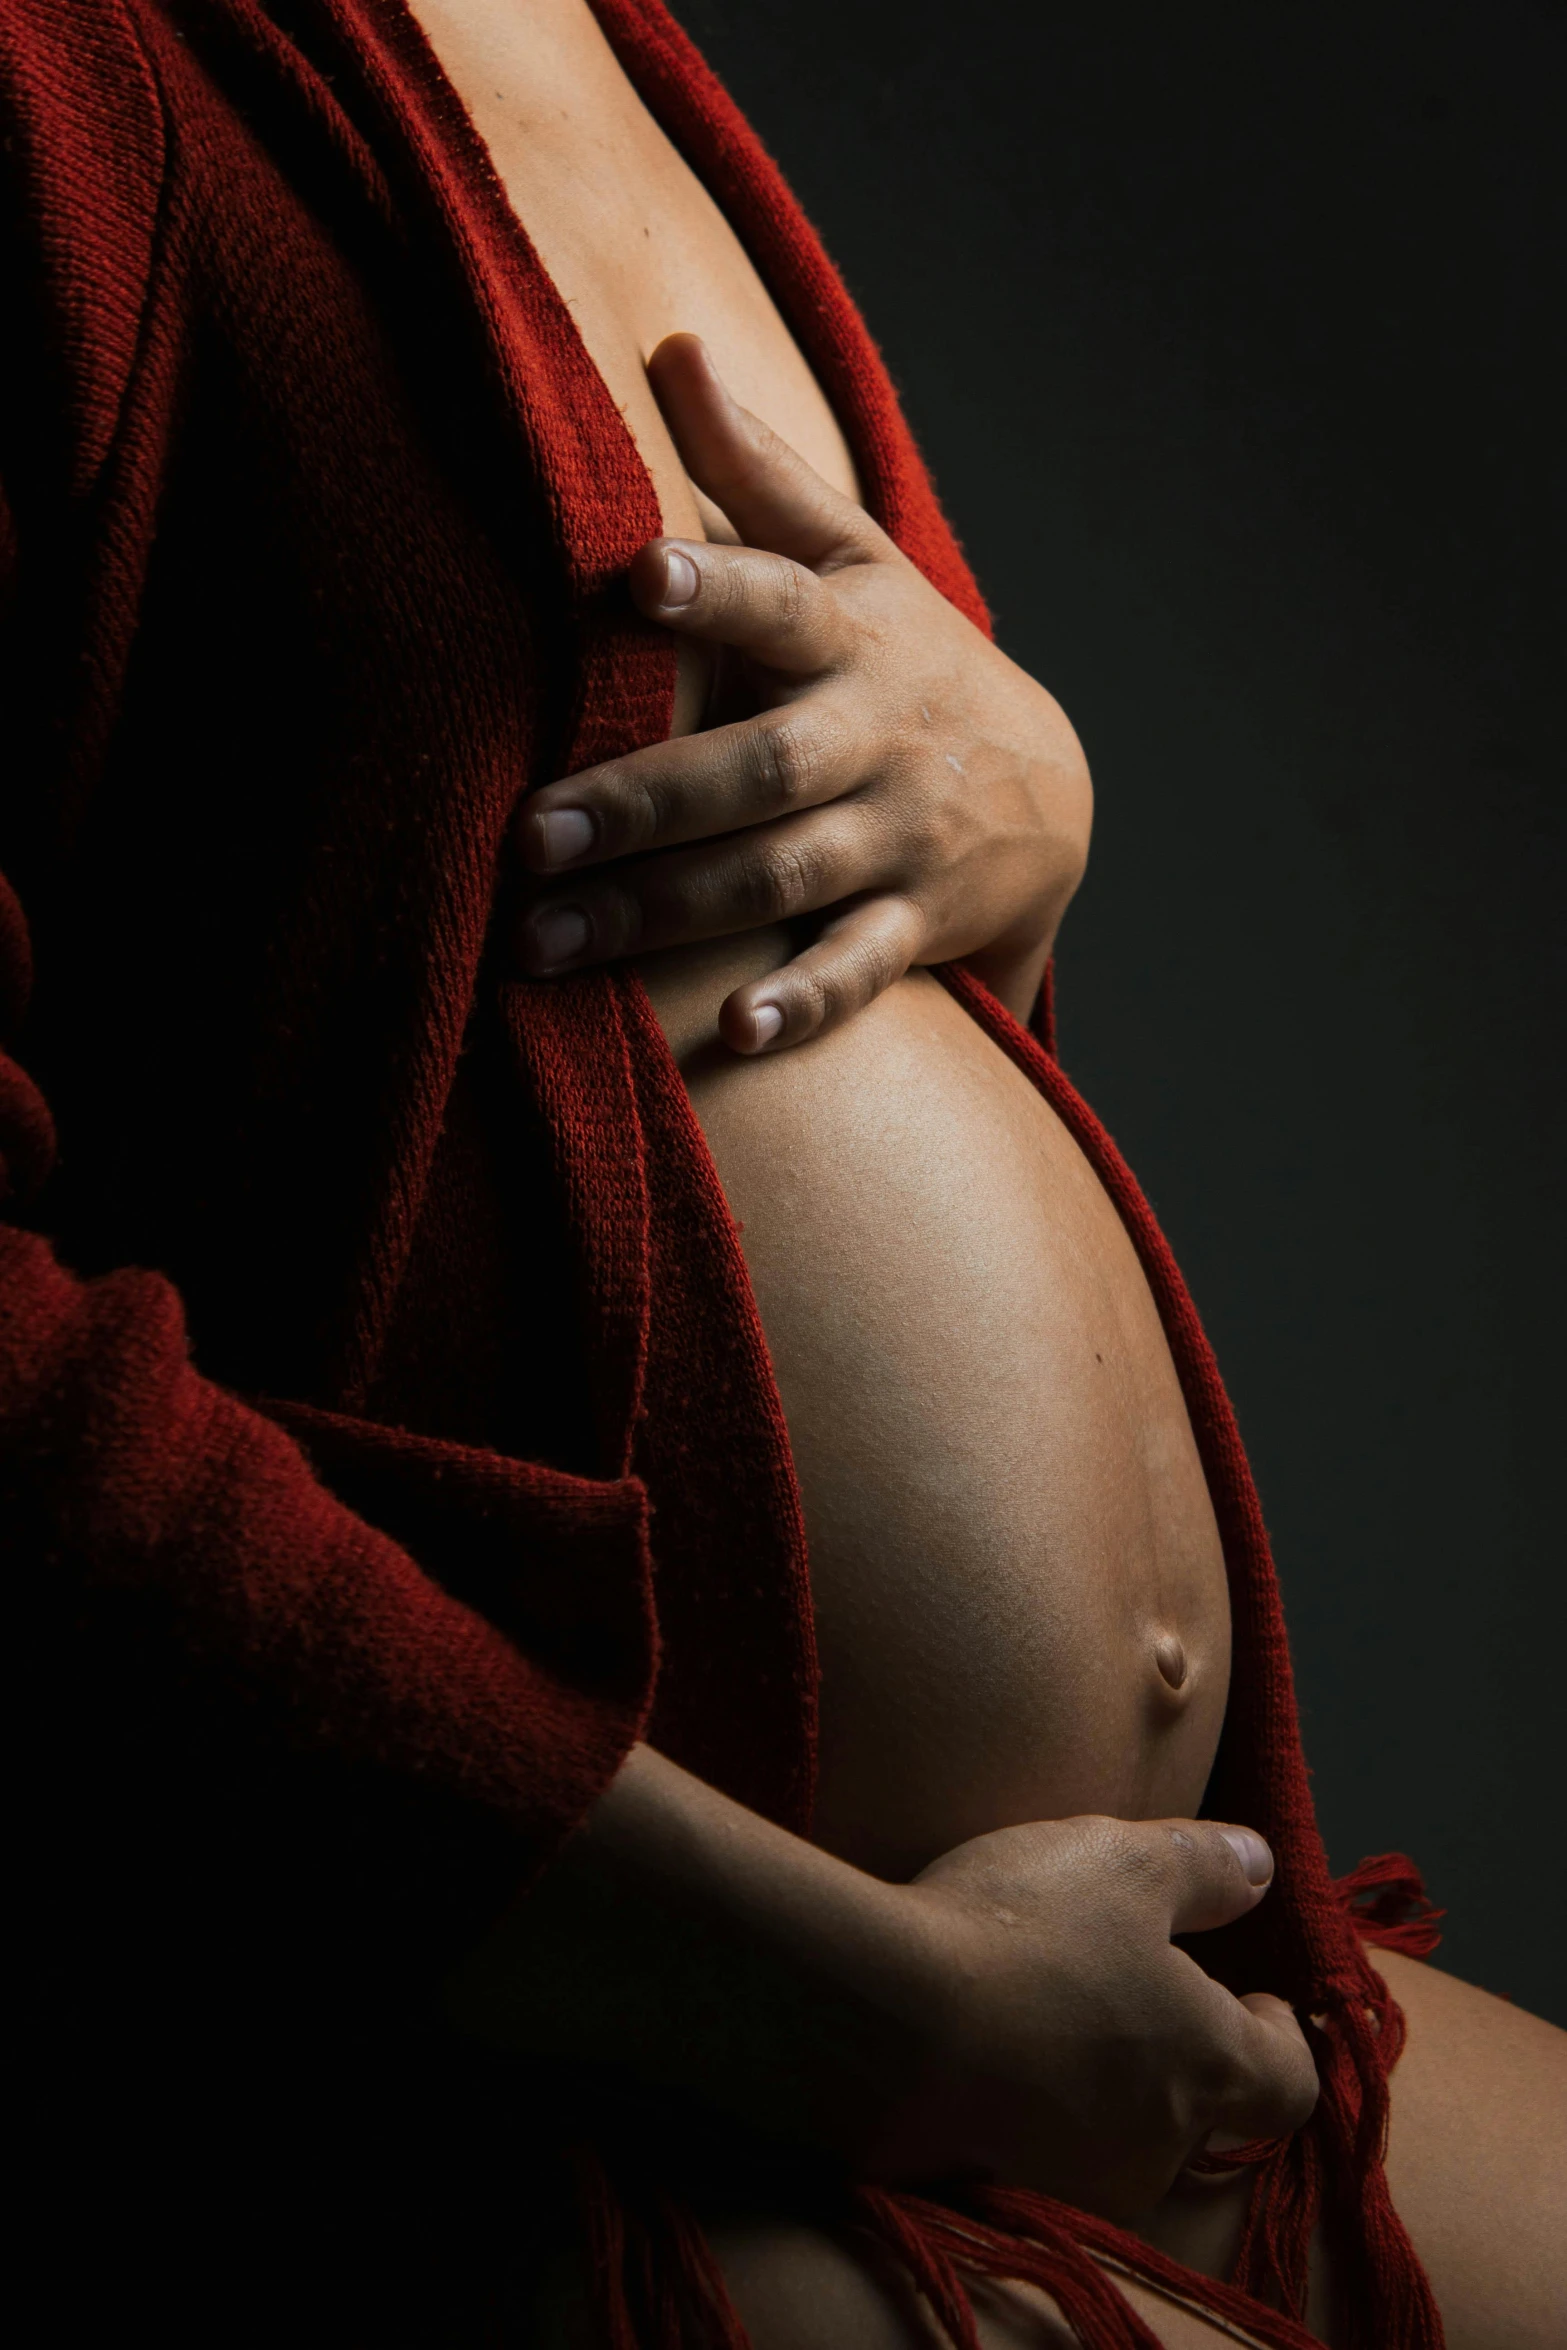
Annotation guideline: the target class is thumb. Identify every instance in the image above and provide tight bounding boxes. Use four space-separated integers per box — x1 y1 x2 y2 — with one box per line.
645 332 880 571
1145 1820 1276 1937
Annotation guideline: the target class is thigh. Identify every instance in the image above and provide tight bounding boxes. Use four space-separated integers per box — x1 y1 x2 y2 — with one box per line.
704 2217 1272 2350
536 2210 1268 2348
1371 1950 1567 2350
539 1958 1566 2349
1133 1953 1567 2350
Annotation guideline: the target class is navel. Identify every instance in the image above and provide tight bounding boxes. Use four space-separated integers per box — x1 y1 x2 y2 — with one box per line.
1153 1632 1189 1691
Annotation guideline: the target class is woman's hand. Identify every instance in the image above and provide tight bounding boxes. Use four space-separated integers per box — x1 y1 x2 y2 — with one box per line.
514 335 1092 1052
448 1747 1318 2221
883 1811 1318 2214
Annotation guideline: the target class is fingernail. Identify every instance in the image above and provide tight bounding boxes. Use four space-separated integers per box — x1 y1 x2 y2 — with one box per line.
1220 1829 1273 1887
749 1004 784 1049
661 547 700 607
528 905 590 968
538 808 595 868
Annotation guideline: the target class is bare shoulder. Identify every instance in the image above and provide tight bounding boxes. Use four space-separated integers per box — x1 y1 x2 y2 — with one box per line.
1371 1949 1567 2350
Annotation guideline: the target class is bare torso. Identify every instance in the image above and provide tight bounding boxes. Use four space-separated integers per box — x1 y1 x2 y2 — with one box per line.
410 0 1231 1881
409 12 1567 2344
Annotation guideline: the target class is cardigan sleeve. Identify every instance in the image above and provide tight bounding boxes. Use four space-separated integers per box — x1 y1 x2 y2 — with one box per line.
0 2 657 1990
0 862 656 1980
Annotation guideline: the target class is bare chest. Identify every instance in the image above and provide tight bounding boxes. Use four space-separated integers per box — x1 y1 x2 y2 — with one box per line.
406 0 860 550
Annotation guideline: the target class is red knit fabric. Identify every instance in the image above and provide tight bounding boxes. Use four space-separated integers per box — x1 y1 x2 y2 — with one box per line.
0 1 1440 2341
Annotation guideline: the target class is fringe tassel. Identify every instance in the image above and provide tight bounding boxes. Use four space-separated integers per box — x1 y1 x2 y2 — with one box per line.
1305 1988 1445 2350
575 1856 1450 2348
574 2143 642 2350
861 2187 1170 2350
574 2145 757 2349
1334 1854 1445 1959
577 2038 1443 2350
1223 2120 1318 2318
853 2189 985 2349
656 2191 753 2349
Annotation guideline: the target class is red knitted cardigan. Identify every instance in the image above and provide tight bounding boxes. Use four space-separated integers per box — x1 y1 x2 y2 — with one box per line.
0 2 1441 2343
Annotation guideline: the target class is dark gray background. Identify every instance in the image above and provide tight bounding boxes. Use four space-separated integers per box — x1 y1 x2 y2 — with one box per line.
667 0 1566 2023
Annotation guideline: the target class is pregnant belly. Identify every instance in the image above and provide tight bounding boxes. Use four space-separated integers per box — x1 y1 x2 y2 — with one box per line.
639 930 1232 1881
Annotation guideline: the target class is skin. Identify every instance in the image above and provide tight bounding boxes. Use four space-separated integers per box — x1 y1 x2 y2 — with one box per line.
642 922 1232 1882
412 0 1089 1041
407 2 1567 2339
488 1765 1567 2349
447 1744 1318 2215
684 1954 1567 2350
514 336 1090 1050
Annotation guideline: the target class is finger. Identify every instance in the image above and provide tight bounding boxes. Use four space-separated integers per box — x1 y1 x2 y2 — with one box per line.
513 801 883 975
628 538 847 672
1204 1989 1320 2143
646 332 884 572
717 893 926 1054
1138 1819 1276 1938
518 704 865 875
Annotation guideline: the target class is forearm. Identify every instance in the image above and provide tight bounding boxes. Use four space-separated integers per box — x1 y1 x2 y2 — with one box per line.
445 1751 1320 2214
443 1743 933 2162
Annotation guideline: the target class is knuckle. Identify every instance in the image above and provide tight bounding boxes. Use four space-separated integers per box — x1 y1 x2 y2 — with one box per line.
755 716 825 808
1277 2067 1319 2132
1193 2027 1251 2117
641 857 708 936
1147 2067 1200 2153
883 890 928 960
770 556 813 632
740 834 817 921
857 928 905 1000
852 901 918 996
1204 2008 1315 2134
785 965 835 1037
818 957 872 1025
608 770 673 851
793 903 921 1038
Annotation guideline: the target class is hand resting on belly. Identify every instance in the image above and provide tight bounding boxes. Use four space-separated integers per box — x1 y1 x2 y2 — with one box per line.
448 1744 1318 2221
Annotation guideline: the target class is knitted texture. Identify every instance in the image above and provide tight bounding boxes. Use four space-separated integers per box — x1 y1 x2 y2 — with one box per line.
0 1 1440 2340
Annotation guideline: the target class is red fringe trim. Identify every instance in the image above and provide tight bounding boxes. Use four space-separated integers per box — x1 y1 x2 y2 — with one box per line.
574 2146 752 2349
1334 1853 1446 1959
573 1860 1450 2347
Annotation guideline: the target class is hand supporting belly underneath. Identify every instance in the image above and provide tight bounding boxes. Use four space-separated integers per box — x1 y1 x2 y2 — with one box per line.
638 929 1232 1882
